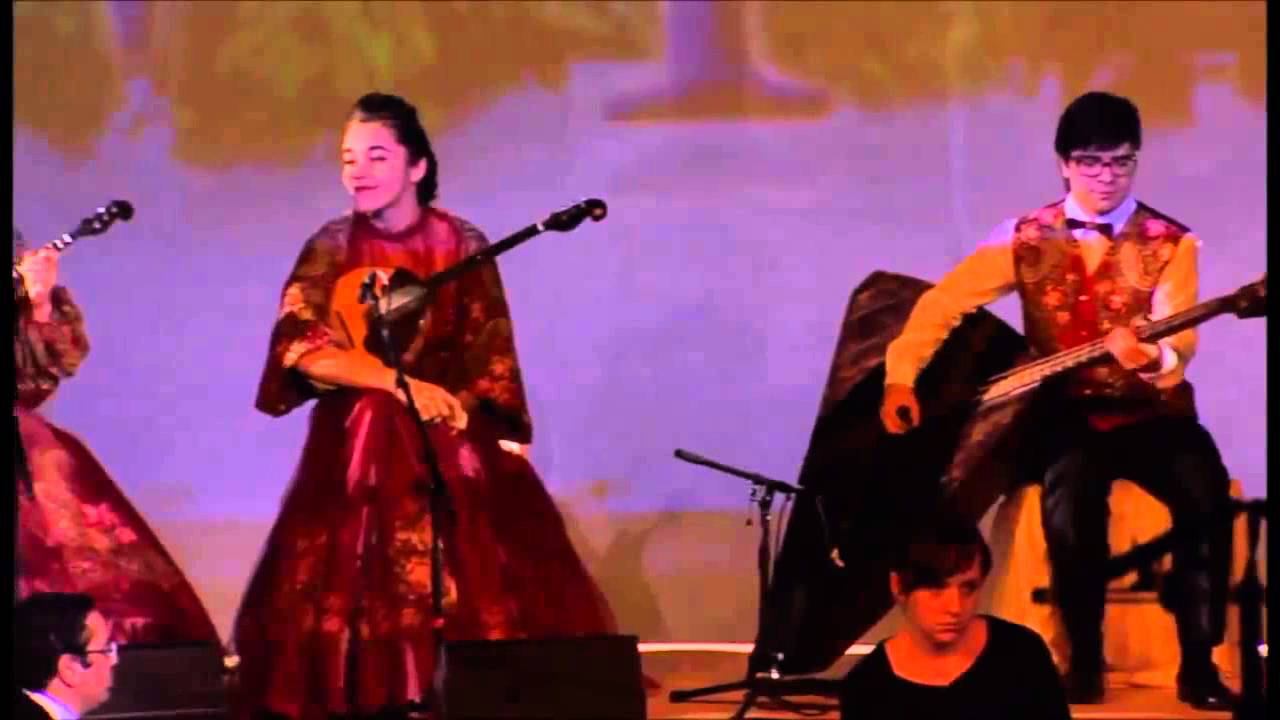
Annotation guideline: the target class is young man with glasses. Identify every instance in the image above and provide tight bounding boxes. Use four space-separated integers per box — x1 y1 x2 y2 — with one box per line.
14 592 120 719
878 91 1235 709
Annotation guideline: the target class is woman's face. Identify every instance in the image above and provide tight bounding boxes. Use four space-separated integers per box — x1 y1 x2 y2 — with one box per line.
892 556 985 650
340 119 426 216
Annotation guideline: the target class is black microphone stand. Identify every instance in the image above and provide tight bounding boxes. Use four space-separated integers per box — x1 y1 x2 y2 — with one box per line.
352 274 452 718
369 199 608 328
667 449 838 720
346 199 607 717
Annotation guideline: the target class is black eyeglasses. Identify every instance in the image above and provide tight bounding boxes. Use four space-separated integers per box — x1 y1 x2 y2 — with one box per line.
1069 153 1138 177
82 640 118 661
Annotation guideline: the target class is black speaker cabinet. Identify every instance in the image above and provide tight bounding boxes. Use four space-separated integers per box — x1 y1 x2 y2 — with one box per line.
86 642 228 719
440 634 645 720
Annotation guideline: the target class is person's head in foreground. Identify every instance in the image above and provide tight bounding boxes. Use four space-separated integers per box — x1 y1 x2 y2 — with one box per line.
14 592 118 717
889 517 993 652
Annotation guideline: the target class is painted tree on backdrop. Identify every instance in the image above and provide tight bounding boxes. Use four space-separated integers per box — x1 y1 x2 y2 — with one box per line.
753 0 1265 122
13 2 128 159
14 0 658 166
604 0 1264 124
13 1 1265 165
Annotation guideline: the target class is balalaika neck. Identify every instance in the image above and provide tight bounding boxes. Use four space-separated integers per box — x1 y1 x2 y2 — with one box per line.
1075 295 1231 364
978 295 1234 406
1138 296 1233 343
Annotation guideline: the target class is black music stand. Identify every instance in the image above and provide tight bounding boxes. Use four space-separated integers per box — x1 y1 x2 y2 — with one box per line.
667 449 839 719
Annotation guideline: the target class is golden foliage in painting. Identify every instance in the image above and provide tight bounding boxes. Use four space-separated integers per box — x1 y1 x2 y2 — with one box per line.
13 0 1265 166
14 1 127 161
144 0 658 168
758 0 1265 127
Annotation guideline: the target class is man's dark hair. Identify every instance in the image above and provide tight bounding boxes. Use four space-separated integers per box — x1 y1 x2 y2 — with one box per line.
891 515 992 595
1054 91 1143 159
348 92 440 207
14 592 97 690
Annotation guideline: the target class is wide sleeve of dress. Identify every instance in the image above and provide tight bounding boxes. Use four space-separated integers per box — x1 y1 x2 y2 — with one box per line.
15 286 90 410
254 217 352 417
449 217 534 444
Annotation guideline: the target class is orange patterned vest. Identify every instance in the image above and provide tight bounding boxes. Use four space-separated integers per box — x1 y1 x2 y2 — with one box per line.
1011 200 1196 419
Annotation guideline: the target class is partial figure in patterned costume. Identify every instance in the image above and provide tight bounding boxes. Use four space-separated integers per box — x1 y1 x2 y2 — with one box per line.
881 92 1235 710
13 228 220 646
230 93 619 720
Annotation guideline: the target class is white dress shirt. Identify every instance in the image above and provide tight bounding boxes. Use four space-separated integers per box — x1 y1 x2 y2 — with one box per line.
24 690 79 719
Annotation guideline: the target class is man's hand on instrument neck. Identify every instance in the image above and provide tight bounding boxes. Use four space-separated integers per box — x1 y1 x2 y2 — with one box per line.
882 383 921 435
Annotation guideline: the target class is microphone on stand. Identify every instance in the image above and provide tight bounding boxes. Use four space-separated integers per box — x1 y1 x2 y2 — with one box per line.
362 198 612 320
673 448 805 495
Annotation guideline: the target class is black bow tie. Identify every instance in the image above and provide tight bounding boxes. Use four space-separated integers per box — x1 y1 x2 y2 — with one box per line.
1065 218 1114 237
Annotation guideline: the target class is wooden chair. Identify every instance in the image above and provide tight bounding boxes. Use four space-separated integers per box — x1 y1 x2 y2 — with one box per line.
984 479 1255 689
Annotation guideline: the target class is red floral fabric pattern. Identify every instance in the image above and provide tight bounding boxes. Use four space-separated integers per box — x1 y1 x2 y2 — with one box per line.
16 290 220 646
233 209 616 720
1010 200 1193 416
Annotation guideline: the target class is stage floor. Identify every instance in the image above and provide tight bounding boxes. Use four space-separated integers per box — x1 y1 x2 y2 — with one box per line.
640 648 1238 719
